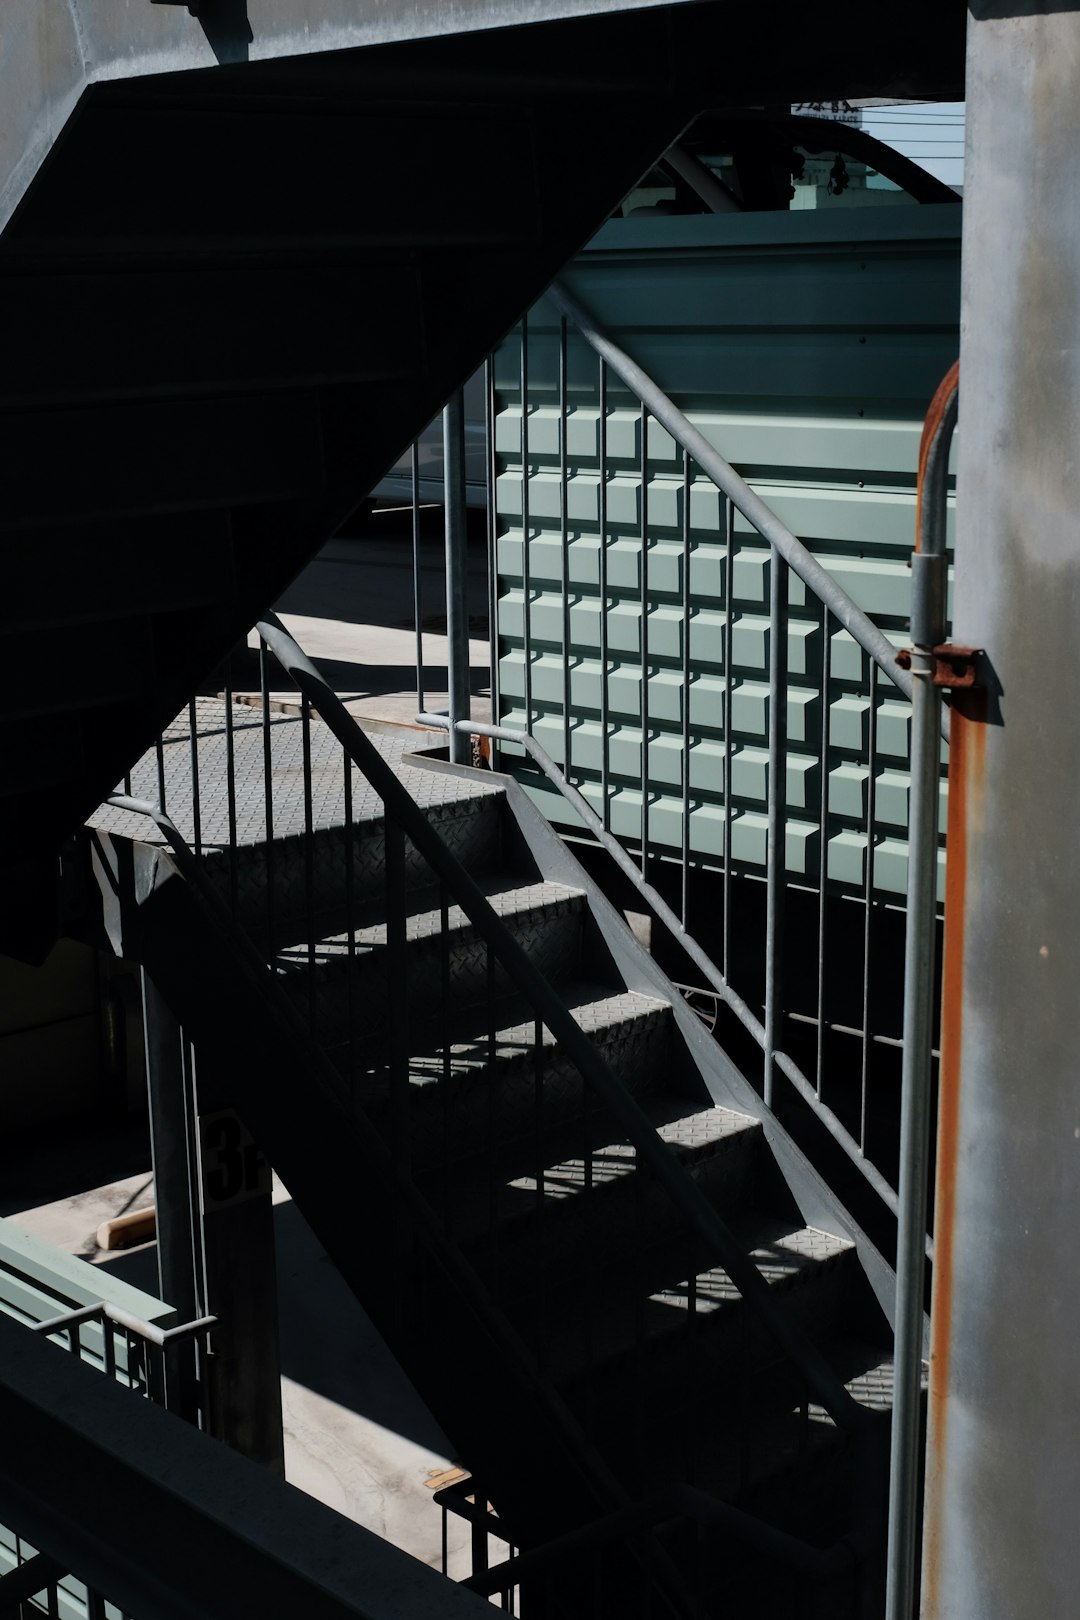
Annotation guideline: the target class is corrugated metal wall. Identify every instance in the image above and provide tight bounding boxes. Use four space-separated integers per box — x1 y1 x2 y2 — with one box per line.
493 204 960 900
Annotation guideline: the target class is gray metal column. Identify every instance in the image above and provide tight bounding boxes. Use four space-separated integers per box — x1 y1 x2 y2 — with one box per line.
141 970 203 1424
922 10 1080 1617
443 388 472 765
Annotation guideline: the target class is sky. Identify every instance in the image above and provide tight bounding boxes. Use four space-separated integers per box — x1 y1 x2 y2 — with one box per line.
859 102 965 189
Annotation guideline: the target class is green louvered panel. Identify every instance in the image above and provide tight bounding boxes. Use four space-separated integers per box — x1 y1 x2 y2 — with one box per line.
493 204 960 900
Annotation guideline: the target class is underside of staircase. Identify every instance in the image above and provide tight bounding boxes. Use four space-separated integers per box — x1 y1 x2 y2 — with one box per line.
76 696 905 1616
2 0 965 957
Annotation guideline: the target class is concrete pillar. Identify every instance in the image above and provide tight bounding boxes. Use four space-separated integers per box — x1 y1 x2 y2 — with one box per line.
922 9 1080 1616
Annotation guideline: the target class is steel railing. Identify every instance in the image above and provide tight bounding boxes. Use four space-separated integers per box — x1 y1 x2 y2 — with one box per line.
0 1303 215 1619
403 296 958 1620
419 286 952 1250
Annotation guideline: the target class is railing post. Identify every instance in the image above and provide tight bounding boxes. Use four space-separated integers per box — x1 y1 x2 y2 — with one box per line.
885 375 955 1620
443 388 471 765
764 553 789 1112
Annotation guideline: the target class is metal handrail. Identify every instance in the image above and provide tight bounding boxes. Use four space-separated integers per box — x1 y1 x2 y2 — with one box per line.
546 277 950 743
32 1303 217 1350
885 363 960 1620
255 613 870 1437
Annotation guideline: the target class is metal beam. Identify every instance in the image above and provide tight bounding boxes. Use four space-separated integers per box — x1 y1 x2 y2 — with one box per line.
0 1553 65 1616
0 1313 488 1620
922 9 1080 1617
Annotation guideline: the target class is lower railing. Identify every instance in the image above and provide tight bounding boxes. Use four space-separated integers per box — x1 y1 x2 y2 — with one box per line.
0 1300 214 1620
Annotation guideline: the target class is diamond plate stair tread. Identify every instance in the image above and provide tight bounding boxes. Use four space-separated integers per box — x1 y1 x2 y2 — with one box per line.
275 878 584 966
613 1338 906 1509
335 984 674 1188
490 1099 759 1233
545 1217 855 1392
89 699 500 849
375 983 671 1085
448 1098 762 1279
276 876 588 1043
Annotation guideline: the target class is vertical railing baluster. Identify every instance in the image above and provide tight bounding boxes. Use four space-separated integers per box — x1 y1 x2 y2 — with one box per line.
686 1229 698 1487
224 653 238 919
188 698 202 858
581 1071 595 1441
764 551 789 1111
440 880 453 1235
412 437 425 715
532 1016 546 1374
155 730 167 815
471 1500 488 1591
598 357 610 831
343 746 357 1099
302 693 317 1039
386 818 409 1180
486 355 500 769
520 316 532 733
681 450 692 927
102 1311 116 1381
639 402 649 879
259 637 276 959
816 604 832 1099
861 659 879 1152
632 1140 646 1478
722 498 736 984
443 390 471 765
485 937 500 1289
560 316 572 779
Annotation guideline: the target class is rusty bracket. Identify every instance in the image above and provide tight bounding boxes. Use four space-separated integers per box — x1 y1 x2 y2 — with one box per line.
896 644 982 689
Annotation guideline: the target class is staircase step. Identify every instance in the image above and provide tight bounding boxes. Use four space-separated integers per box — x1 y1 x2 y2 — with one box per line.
344 982 674 1181
454 1096 764 1294
91 703 506 924
276 877 587 1043
204 790 506 938
622 1337 901 1512
549 1217 856 1416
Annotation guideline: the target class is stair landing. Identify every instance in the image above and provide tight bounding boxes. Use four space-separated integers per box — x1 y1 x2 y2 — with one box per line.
88 699 498 851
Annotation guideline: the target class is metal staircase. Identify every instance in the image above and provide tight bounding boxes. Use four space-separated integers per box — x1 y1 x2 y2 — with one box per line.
74 621 905 1617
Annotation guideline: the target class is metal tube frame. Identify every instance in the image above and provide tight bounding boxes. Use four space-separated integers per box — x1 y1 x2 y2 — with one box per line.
884 374 957 1620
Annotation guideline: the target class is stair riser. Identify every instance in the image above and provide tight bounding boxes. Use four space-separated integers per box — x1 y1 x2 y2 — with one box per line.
566 1254 857 1430
279 902 585 1046
402 1012 673 1184
201 795 503 938
475 1122 765 1308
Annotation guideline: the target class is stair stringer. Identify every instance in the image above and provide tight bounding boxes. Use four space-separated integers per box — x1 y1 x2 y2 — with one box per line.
79 824 657 1560
413 750 899 1333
